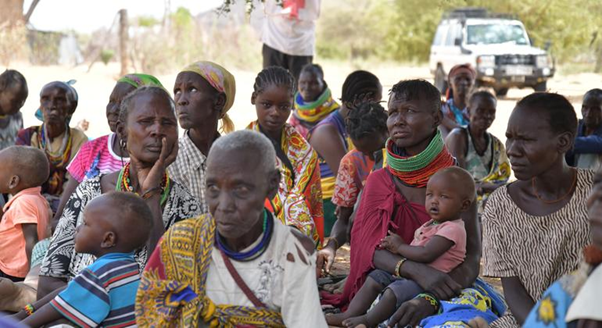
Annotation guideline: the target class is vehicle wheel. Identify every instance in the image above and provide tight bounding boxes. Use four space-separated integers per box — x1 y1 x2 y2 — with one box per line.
533 81 547 92
495 88 509 97
435 66 448 95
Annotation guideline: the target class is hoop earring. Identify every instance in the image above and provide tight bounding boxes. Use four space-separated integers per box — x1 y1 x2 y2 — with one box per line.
120 139 127 150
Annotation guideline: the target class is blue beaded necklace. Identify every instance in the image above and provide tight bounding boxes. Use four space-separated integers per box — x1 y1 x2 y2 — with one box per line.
216 209 273 262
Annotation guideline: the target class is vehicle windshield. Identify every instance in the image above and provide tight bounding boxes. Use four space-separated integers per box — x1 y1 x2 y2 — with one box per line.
466 24 530 46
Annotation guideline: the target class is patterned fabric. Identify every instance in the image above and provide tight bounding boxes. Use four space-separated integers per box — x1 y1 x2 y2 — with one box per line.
247 121 323 244
293 88 340 123
442 98 469 127
419 279 507 327
482 169 594 327
30 238 51 269
332 149 375 208
117 73 164 89
50 252 140 328
16 126 88 196
168 131 211 214
181 61 236 133
462 126 511 210
40 175 202 280
308 109 352 199
67 133 129 183
136 214 327 327
0 112 23 150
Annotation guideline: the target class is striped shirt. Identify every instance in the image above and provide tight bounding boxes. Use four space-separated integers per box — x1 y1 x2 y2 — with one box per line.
50 252 140 328
168 131 210 213
67 133 129 183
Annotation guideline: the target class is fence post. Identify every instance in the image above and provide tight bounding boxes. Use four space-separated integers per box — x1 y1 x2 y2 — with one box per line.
119 9 129 77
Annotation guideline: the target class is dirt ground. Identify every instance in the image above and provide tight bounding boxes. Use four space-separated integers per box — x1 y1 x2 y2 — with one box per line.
8 60 601 295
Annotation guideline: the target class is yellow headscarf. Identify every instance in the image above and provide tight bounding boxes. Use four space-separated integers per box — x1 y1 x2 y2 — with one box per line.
181 61 236 133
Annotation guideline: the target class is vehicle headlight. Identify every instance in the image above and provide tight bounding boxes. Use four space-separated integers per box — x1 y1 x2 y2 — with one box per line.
536 55 549 68
477 55 495 68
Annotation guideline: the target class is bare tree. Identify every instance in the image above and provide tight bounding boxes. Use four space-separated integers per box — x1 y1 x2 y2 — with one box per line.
0 0 25 26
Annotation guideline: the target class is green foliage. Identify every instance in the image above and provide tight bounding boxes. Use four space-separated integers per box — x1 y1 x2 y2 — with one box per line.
316 0 602 64
100 49 114 65
171 7 193 30
219 0 283 14
138 16 159 28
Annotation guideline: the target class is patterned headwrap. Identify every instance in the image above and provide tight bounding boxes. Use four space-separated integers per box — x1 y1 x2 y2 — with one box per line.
118 73 164 89
35 80 78 122
181 61 236 133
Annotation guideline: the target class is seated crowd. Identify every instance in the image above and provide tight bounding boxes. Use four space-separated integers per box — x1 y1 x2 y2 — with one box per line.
0 63 601 328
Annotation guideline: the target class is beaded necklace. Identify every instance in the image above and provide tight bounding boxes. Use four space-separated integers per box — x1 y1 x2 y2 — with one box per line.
216 209 273 262
115 162 171 206
386 130 455 188
38 123 72 167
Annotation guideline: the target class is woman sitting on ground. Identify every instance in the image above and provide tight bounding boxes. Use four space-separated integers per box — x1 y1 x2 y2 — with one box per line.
37 86 202 299
136 130 327 327
247 66 323 244
16 81 88 206
169 61 236 212
482 93 594 327
289 63 340 138
308 70 382 237
446 90 510 211
320 80 499 327
439 64 476 139
53 73 163 227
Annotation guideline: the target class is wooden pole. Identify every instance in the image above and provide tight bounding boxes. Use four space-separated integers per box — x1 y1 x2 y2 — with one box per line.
119 9 129 77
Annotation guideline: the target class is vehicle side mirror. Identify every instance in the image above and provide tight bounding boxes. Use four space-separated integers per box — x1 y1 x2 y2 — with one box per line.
544 41 552 51
454 37 462 46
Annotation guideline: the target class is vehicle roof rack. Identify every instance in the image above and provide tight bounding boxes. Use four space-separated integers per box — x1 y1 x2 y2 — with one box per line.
443 7 516 20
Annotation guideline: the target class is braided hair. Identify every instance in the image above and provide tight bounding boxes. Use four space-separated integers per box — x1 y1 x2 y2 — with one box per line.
346 101 387 140
341 70 381 107
253 66 296 97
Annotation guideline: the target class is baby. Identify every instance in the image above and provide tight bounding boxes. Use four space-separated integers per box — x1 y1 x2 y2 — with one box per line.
330 167 474 328
18 191 153 327
0 146 50 282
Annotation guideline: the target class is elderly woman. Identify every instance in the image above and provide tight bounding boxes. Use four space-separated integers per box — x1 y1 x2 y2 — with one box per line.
320 80 499 327
136 130 327 327
37 86 202 298
482 93 594 327
15 81 88 201
439 64 476 139
446 91 510 211
52 74 163 226
169 61 235 212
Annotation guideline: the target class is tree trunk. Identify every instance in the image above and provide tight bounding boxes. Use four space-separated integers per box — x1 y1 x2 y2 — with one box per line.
119 9 129 77
0 0 25 27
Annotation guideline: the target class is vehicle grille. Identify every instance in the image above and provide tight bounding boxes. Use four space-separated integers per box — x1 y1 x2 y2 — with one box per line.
496 55 535 66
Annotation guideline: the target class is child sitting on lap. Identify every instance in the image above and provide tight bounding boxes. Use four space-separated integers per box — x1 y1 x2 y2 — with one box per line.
17 191 153 328
0 146 50 282
329 167 474 328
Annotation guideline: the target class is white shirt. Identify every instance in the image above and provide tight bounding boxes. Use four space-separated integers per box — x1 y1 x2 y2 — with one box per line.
258 0 321 56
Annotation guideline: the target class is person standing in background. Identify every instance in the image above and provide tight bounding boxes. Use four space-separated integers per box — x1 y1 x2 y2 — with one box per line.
257 0 321 83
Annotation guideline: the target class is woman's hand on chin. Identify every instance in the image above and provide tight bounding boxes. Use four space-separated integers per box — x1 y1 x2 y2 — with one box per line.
387 297 435 328
410 264 461 300
134 137 179 193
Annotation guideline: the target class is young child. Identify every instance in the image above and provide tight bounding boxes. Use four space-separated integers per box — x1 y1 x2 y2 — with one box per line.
247 66 323 244
289 63 340 138
0 69 28 151
328 167 474 328
18 191 153 327
0 146 50 282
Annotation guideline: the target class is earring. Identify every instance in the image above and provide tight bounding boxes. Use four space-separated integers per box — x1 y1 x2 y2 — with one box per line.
120 139 127 149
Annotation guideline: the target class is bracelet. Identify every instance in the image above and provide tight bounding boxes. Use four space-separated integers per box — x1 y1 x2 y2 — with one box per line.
394 258 407 277
416 293 440 312
23 303 35 316
141 186 162 199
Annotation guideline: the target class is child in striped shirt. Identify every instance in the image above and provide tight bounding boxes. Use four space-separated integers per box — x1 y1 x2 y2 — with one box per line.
17 191 153 328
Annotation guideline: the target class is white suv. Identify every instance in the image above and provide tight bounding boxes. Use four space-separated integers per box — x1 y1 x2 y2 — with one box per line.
429 8 554 96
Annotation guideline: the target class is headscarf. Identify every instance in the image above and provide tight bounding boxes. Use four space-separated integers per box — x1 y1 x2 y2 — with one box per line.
181 61 236 133
35 80 78 122
118 73 164 89
446 64 476 100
